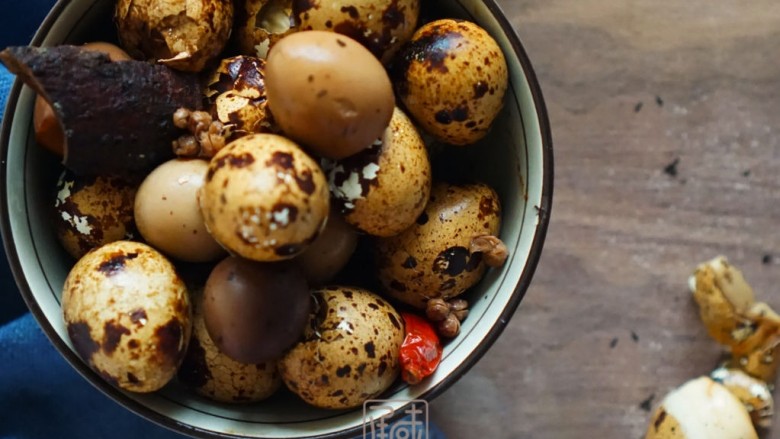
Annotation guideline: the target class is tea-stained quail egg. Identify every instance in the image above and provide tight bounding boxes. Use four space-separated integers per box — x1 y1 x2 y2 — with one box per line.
202 256 311 363
134 158 225 262
265 31 394 159
178 288 282 402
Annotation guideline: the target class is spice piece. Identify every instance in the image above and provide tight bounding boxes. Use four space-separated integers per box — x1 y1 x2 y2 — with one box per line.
470 234 508 267
399 313 442 385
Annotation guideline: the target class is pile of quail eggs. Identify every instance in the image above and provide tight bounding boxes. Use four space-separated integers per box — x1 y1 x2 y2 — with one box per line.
46 0 510 410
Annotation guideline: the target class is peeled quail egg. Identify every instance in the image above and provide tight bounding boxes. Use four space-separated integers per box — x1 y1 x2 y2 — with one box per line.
134 158 225 262
265 31 395 159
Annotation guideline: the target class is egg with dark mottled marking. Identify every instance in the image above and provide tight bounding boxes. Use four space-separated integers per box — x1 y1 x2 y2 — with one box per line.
374 181 501 308
323 107 431 237
61 240 191 392
54 170 137 259
391 19 508 145
279 286 404 409
199 133 330 261
293 0 420 63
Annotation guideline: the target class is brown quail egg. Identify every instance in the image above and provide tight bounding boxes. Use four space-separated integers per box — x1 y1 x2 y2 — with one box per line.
199 133 330 261
391 19 508 145
177 288 282 402
374 181 501 308
233 0 296 58
322 106 431 237
202 256 311 363
280 286 404 409
294 0 420 63
61 240 192 393
134 158 225 263
115 0 234 72
645 376 758 439
204 55 276 139
265 31 395 159
296 208 359 286
54 169 137 259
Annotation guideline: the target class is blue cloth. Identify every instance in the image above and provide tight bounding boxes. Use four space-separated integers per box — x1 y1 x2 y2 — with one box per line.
0 45 444 439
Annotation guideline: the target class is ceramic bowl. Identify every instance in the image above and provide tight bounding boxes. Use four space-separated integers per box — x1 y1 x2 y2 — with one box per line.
0 0 553 437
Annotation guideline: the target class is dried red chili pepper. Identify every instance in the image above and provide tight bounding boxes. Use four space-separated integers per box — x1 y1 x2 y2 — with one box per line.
400 312 443 385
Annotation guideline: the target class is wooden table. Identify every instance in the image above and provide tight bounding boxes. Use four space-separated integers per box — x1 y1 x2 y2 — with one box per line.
430 1 780 437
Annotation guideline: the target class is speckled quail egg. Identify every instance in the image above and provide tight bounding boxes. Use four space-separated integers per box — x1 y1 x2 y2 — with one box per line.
62 240 191 393
233 0 296 58
645 376 758 439
115 0 234 72
322 107 431 237
202 256 311 363
177 288 281 403
134 158 225 262
265 31 395 159
280 286 404 409
204 55 276 139
199 133 330 261
293 0 420 63
374 181 501 309
296 208 359 286
54 169 137 259
391 19 508 145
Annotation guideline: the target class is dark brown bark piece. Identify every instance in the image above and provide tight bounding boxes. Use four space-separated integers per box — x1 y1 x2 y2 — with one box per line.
0 45 202 177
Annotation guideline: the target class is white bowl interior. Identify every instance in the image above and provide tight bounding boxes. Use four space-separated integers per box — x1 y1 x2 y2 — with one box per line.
1 0 552 437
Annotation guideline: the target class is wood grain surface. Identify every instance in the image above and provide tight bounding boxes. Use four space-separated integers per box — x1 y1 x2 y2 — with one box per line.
430 1 780 438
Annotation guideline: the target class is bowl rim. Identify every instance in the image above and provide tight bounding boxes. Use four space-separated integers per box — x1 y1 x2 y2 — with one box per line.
0 0 554 437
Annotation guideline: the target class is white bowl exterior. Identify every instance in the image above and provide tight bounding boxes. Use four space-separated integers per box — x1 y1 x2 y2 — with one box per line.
1 0 551 437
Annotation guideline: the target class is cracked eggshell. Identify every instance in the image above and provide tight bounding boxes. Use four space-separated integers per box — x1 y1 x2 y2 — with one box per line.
233 0 296 58
294 0 420 63
645 376 758 439
61 240 192 393
265 31 395 159
54 169 137 259
134 158 225 263
199 133 329 261
280 286 404 409
204 56 277 139
374 181 501 309
391 19 508 146
177 289 281 403
115 0 234 72
323 107 431 237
